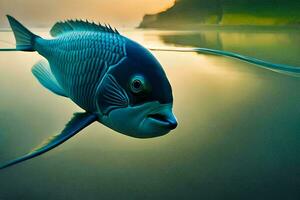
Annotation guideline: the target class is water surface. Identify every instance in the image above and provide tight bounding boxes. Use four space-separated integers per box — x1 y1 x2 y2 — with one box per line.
0 28 299 200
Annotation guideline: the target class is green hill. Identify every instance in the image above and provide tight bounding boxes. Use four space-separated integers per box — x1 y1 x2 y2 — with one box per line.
139 0 300 28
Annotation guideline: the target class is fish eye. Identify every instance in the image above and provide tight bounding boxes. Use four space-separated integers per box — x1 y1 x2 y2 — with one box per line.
130 75 145 93
133 80 142 89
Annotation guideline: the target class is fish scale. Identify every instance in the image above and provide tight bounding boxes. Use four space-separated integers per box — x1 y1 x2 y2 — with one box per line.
35 31 126 111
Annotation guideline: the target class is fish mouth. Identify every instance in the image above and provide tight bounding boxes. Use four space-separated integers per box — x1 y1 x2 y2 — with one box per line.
147 112 178 130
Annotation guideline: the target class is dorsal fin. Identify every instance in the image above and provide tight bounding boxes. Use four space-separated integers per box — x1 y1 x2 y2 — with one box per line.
50 19 120 37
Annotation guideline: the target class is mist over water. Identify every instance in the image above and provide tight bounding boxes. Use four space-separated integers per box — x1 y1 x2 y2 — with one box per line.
0 28 299 199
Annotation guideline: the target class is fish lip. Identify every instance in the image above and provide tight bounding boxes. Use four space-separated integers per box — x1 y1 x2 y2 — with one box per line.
147 113 178 130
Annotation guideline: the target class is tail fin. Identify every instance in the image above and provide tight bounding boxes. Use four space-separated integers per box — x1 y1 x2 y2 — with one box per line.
6 15 38 51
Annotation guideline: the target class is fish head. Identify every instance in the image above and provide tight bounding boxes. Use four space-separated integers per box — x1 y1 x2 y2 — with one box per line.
96 39 177 138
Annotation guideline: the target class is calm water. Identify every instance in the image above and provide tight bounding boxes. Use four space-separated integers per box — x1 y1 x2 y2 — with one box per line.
0 28 299 200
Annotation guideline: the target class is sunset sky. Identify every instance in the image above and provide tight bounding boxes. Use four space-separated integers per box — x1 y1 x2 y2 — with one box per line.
0 0 175 28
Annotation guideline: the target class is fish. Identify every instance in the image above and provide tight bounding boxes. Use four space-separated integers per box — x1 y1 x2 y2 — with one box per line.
0 15 177 169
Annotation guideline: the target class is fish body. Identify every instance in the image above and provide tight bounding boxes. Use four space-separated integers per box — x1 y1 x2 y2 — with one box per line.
0 16 177 169
12 16 177 136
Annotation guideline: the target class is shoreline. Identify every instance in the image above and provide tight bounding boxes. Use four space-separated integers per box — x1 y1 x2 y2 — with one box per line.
138 24 300 32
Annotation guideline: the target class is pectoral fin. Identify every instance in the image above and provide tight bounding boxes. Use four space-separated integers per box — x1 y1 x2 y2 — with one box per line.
0 112 97 170
32 60 67 97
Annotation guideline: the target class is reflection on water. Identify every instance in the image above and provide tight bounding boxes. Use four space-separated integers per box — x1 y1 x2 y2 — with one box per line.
160 31 224 49
159 29 300 67
0 29 299 200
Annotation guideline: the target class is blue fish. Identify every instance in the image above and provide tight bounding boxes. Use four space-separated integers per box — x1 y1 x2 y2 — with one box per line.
0 15 177 169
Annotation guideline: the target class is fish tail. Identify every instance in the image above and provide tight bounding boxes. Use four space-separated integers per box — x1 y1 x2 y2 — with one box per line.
6 15 39 51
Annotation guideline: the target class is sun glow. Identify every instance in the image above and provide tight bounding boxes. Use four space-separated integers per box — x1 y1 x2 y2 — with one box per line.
0 0 175 28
